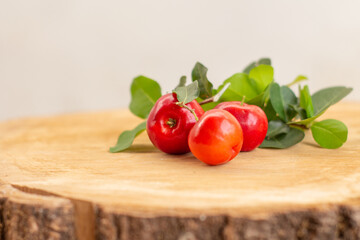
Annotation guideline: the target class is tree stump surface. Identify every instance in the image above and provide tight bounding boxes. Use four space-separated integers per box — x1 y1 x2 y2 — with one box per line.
1 102 360 240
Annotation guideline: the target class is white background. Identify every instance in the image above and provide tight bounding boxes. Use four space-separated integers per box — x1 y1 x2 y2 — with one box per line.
1 0 359 121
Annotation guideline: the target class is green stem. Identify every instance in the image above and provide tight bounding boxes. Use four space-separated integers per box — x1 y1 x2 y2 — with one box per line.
176 102 199 121
287 123 309 130
286 78 308 87
240 95 246 106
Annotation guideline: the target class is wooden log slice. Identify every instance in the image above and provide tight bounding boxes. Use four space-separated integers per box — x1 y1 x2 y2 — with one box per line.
1 102 360 240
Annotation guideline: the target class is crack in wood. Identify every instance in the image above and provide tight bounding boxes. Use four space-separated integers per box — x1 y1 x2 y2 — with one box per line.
73 200 95 240
11 184 60 198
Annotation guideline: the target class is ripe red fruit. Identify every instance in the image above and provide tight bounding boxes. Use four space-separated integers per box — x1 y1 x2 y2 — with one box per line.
215 102 268 152
188 109 243 165
146 93 204 154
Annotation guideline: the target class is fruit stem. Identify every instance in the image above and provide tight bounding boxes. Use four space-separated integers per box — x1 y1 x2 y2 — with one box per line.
240 95 246 106
176 102 199 121
199 82 231 105
287 123 309 130
199 98 213 105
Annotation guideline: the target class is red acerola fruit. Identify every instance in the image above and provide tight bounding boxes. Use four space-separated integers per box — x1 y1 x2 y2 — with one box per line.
188 109 243 165
215 102 268 152
146 93 204 154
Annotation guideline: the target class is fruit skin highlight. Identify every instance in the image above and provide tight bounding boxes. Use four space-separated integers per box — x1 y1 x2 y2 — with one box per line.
146 93 204 154
215 102 268 152
188 109 243 165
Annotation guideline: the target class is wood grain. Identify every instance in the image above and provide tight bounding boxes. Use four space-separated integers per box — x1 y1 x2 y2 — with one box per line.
1 102 360 240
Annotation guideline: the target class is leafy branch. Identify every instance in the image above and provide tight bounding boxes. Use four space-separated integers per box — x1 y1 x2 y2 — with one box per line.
110 58 353 152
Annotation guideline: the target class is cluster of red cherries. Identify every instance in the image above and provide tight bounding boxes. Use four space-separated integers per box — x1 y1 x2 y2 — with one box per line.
146 93 268 165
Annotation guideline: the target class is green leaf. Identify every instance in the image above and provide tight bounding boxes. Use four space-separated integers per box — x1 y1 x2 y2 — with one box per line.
247 83 272 107
109 121 147 153
249 65 274 93
174 81 200 104
218 73 258 102
269 83 287 122
266 120 290 138
243 58 271 74
281 86 298 121
299 85 314 118
129 76 162 119
200 101 220 111
262 83 272 105
287 75 308 87
212 89 218 96
191 62 213 99
263 101 279 121
310 119 348 149
259 127 305 149
281 86 297 105
246 93 264 106
312 86 353 115
177 76 187 88
247 93 265 106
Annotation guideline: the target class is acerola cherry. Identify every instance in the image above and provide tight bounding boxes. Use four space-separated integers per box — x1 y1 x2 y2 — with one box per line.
188 109 243 165
146 93 204 154
215 102 268 152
